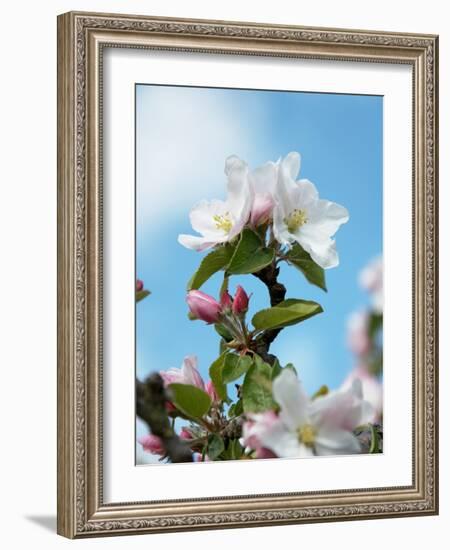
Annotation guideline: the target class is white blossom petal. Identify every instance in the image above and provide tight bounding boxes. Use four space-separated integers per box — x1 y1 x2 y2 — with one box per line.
273 369 309 431
306 199 349 237
177 234 217 251
189 199 229 237
258 420 304 458
310 379 374 432
296 230 339 269
224 155 250 210
280 151 301 181
314 427 361 456
250 161 278 195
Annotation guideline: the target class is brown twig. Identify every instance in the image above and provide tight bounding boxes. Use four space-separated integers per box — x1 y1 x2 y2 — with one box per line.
252 261 286 364
136 374 193 462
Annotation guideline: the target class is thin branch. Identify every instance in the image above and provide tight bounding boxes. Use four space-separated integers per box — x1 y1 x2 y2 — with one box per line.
136 374 193 463
252 261 286 364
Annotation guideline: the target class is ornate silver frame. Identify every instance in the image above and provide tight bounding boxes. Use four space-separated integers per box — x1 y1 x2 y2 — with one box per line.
57 11 439 538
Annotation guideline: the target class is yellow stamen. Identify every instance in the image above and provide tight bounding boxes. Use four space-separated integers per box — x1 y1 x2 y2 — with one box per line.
213 213 233 234
285 209 308 233
297 424 316 447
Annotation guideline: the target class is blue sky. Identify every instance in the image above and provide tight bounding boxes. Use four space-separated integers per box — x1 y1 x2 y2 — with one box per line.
135 84 382 417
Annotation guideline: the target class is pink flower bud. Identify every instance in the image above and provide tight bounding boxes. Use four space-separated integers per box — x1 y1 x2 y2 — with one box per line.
186 290 222 324
250 192 275 226
179 427 194 440
232 286 250 315
138 434 164 455
205 380 219 402
136 279 144 291
220 290 233 310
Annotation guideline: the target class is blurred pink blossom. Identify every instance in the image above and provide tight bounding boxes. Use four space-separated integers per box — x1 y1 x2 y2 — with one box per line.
341 367 383 422
359 256 383 313
347 310 371 357
138 434 164 455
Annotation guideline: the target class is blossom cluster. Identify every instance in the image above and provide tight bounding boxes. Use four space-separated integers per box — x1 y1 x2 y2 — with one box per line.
178 152 349 269
136 152 383 463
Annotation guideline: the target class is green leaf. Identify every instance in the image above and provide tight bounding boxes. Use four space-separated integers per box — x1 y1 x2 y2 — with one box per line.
312 385 329 399
369 423 381 453
242 360 277 413
252 298 323 331
222 354 253 383
226 229 275 275
136 289 151 302
286 243 327 291
168 384 212 419
228 399 243 418
207 434 225 460
368 312 383 339
209 352 229 402
214 323 233 342
187 245 235 290
229 438 244 460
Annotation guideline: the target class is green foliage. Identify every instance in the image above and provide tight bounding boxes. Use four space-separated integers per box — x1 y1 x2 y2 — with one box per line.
168 383 212 419
222 354 253 383
252 298 323 331
214 323 233 342
368 312 383 339
228 399 243 418
209 352 229 402
226 229 275 275
187 245 235 290
369 424 382 454
207 434 225 460
136 289 151 302
286 243 327 291
242 357 277 413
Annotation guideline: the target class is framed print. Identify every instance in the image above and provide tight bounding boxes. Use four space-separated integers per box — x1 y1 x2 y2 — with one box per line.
57 11 439 538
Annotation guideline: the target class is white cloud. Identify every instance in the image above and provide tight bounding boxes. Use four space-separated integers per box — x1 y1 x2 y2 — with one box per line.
136 85 269 233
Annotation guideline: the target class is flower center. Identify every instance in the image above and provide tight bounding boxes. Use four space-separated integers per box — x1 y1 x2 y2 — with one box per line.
213 213 233 234
285 209 308 233
297 424 316 447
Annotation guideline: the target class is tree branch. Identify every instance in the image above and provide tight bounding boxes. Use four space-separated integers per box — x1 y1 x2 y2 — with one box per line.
252 261 286 364
136 373 193 463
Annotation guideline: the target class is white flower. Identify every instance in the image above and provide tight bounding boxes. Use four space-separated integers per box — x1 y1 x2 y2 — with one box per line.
178 156 253 251
341 367 383 422
159 355 205 390
254 369 373 458
273 152 349 269
359 255 383 313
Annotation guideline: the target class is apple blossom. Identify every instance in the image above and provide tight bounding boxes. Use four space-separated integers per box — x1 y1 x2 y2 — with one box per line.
136 279 144 292
138 434 164 455
359 256 383 313
178 156 253 251
341 367 383 421
249 369 373 458
186 290 222 324
248 159 278 226
159 355 205 391
242 410 279 458
273 152 349 269
347 310 371 357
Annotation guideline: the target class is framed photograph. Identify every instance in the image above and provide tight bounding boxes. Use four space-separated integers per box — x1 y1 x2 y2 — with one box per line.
57 11 439 538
